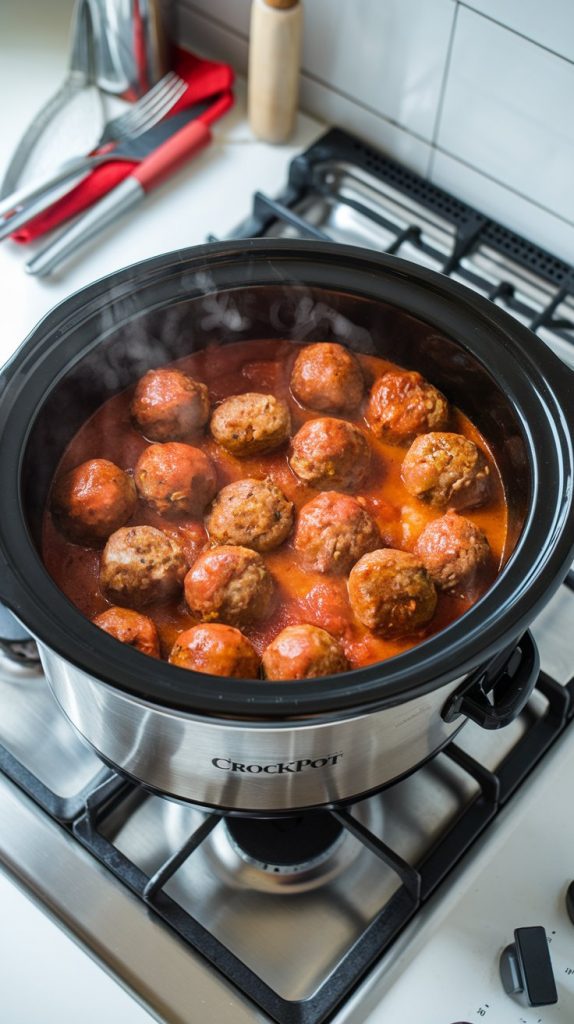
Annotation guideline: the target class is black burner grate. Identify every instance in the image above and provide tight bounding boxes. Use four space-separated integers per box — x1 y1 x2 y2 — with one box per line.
227 128 574 349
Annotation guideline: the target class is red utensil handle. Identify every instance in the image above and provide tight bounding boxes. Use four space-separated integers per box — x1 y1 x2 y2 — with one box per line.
134 119 212 192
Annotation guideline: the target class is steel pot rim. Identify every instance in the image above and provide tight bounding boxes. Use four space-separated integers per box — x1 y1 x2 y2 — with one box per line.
0 239 573 720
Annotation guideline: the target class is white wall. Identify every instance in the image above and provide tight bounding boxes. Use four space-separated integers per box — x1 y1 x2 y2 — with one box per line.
175 0 574 262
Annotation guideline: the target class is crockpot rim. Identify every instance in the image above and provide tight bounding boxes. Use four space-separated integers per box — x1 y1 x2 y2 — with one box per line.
0 238 573 720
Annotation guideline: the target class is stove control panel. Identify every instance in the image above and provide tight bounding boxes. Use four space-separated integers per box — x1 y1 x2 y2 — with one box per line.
500 927 558 1006
357 730 574 1024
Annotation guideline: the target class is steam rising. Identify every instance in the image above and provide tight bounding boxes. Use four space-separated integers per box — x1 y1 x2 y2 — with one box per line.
34 261 380 490
269 295 374 351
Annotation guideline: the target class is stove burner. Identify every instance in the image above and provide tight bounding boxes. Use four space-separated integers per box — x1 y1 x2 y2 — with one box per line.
225 812 344 873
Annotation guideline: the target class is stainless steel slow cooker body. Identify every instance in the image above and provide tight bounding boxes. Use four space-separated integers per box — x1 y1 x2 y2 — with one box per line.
0 240 572 813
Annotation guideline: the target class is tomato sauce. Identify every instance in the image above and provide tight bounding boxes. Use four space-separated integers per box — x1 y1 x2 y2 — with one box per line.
41 339 509 669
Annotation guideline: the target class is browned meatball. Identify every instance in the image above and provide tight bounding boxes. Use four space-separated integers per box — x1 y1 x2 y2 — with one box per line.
289 418 371 491
366 370 449 445
262 625 348 680
134 442 217 518
92 607 160 657
294 492 380 574
290 343 365 413
169 623 259 678
184 545 274 626
130 368 210 442
51 458 136 546
210 393 291 457
100 526 186 607
206 478 294 552
348 548 437 638
401 432 491 510
414 512 492 592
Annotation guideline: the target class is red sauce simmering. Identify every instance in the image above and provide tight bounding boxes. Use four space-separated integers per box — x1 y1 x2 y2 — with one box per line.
42 339 509 670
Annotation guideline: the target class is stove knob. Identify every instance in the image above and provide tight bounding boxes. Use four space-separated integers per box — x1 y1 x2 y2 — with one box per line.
566 881 574 923
500 927 558 1006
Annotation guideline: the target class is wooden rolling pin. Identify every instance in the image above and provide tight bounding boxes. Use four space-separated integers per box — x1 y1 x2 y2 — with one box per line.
248 0 303 144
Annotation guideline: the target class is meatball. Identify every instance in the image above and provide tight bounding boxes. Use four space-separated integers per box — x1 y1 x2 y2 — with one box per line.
366 370 449 445
100 526 186 607
262 624 348 680
290 343 364 413
130 368 210 442
51 458 136 546
134 442 217 518
184 545 274 626
92 607 160 658
414 511 492 593
294 492 380 574
169 623 259 678
289 418 371 491
206 478 294 552
348 548 437 638
401 432 491 510
210 393 291 457
303 580 354 639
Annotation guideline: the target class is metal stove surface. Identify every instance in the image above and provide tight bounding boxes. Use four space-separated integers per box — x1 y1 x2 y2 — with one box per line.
1 128 574 1024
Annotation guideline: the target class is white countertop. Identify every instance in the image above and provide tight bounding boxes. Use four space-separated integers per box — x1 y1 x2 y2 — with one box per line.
0 5 323 1022
0 0 324 368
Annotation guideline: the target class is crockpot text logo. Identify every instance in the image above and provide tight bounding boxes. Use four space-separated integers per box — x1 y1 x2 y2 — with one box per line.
212 753 344 775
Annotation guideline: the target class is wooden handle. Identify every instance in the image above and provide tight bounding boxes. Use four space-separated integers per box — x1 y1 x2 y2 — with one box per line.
248 0 302 144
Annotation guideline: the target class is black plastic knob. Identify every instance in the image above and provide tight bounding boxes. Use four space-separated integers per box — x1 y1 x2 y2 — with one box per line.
500 927 557 1006
566 881 574 924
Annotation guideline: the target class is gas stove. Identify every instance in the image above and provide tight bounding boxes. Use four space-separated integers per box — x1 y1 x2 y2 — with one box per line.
1 128 574 1024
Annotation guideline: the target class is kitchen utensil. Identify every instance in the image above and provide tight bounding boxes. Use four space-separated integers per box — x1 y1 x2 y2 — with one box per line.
0 73 188 239
27 95 232 276
27 118 212 276
248 0 302 143
8 49 235 245
90 71 188 147
90 0 171 100
0 241 572 812
0 0 103 200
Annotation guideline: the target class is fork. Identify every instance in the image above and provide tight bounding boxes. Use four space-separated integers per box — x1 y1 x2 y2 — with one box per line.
96 72 187 147
0 71 187 224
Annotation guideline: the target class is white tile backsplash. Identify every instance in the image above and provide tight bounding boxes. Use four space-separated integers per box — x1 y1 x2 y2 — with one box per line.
437 6 574 224
462 0 574 63
188 0 251 36
176 1 249 75
176 0 574 262
299 74 432 176
299 0 455 141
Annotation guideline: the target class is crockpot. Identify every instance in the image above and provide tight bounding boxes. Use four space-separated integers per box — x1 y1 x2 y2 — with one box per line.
0 240 572 813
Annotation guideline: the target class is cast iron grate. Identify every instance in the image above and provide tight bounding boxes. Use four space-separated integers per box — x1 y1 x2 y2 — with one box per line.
69 662 573 1024
226 128 574 348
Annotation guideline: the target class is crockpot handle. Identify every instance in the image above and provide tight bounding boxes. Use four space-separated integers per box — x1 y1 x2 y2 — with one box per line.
442 631 539 730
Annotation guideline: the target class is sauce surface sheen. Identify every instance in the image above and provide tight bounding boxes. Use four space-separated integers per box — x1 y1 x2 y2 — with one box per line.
42 339 508 670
